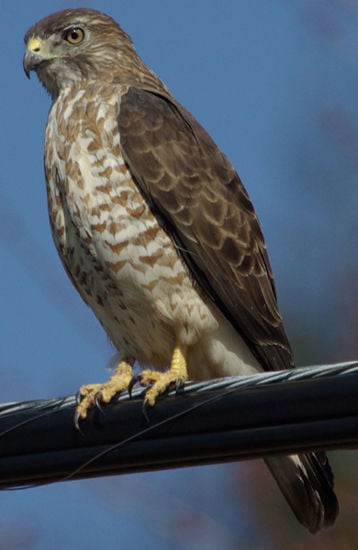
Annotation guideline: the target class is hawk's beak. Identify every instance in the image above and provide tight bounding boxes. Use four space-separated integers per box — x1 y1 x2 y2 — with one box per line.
23 37 45 78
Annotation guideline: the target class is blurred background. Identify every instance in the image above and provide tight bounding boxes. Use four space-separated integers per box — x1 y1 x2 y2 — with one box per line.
0 0 357 548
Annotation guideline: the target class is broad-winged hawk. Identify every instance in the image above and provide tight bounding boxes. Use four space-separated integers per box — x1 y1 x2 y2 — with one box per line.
23 8 338 532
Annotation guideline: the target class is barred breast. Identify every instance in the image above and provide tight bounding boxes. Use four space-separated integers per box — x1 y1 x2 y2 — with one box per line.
44 83 260 377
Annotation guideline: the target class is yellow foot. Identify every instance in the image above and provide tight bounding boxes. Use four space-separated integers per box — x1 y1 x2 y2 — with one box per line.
74 361 133 428
140 343 188 406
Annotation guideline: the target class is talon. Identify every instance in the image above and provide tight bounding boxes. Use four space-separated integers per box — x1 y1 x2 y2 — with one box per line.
139 342 188 408
75 390 82 405
73 360 133 427
128 375 138 397
175 378 184 393
94 392 104 412
74 409 82 431
142 399 150 422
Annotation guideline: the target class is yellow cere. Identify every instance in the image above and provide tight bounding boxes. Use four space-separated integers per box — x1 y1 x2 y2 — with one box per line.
27 37 42 53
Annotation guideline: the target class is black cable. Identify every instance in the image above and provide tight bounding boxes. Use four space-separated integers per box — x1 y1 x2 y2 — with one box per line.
0 361 357 489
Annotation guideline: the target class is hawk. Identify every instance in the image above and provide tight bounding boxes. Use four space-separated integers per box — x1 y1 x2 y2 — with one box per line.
23 8 338 532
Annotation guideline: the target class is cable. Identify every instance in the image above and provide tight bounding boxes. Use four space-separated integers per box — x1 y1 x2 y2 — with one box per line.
0 361 357 489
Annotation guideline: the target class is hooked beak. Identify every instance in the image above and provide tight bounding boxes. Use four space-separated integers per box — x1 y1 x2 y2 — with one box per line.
23 37 46 78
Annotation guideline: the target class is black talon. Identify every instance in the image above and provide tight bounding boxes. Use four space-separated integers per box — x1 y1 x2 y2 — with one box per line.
74 409 82 431
128 375 138 397
175 379 185 394
142 399 150 423
75 390 82 405
94 392 104 413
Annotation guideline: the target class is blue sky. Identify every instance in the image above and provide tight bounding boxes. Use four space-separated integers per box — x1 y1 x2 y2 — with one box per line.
0 1 357 547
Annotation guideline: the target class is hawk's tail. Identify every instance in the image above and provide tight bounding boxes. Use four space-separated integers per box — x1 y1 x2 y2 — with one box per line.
265 452 339 533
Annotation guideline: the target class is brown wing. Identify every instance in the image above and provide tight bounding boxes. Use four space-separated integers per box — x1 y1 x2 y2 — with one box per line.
118 87 294 371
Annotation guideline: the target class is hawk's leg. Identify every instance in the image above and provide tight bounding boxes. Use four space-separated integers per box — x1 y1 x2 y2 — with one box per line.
140 342 188 406
74 360 133 427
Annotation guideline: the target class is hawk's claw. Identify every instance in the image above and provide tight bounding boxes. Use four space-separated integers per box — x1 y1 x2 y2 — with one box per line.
128 375 139 397
75 390 82 406
73 360 133 427
73 351 187 427
94 392 105 413
142 399 150 423
175 379 185 393
74 409 82 431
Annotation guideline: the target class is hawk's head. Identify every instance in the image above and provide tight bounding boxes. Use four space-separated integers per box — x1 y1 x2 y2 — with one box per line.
23 8 137 98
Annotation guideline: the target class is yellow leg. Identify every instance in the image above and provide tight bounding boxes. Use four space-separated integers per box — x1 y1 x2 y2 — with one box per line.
140 342 188 406
74 360 133 427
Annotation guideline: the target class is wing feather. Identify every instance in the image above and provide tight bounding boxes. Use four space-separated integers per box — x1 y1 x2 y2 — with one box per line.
118 87 293 371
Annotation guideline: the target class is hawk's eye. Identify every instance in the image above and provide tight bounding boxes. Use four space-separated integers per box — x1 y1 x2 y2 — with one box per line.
64 27 84 44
